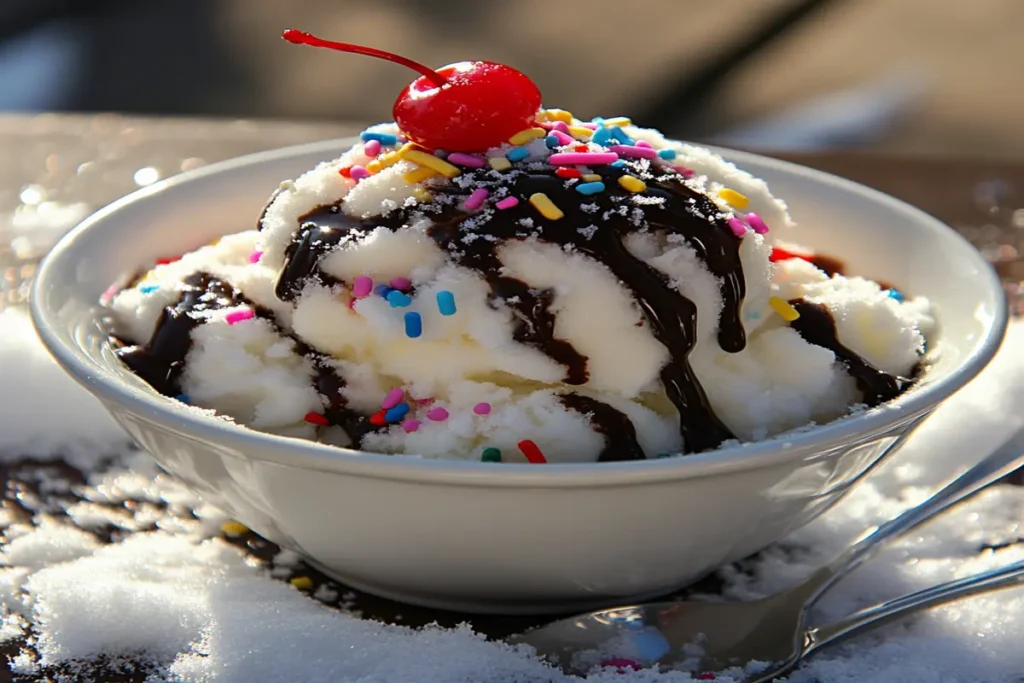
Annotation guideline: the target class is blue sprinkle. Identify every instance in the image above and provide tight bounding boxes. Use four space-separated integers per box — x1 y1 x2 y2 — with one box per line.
591 116 605 124
610 160 626 168
655 452 672 459
576 181 606 196
507 146 529 162
609 127 634 145
433 149 448 158
630 629 672 661
387 290 412 308
384 402 411 422
375 284 393 298
175 394 190 404
544 135 560 149
436 290 457 316
139 285 159 294
360 131 398 145
888 289 905 302
591 126 613 146
657 148 677 160
404 312 422 338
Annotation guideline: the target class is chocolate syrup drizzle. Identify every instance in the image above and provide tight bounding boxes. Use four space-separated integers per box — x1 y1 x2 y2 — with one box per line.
114 157 918 459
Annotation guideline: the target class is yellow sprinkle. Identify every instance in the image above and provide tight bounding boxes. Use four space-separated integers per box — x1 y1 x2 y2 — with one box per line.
403 166 438 184
717 188 749 209
567 126 593 139
545 109 574 124
582 174 602 182
602 117 632 127
412 187 432 202
529 193 564 220
508 127 547 145
366 161 381 174
221 521 249 536
488 156 512 171
618 175 647 193
374 151 401 170
769 296 800 322
397 148 461 178
290 576 313 590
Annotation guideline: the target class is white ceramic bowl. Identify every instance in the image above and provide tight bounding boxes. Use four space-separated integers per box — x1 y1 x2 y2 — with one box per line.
31 139 1007 614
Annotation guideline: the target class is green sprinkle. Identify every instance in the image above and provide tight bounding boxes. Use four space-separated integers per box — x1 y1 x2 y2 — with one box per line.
481 447 502 463
655 452 673 459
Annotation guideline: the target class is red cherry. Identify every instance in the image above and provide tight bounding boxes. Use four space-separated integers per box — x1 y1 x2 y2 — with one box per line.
282 29 541 153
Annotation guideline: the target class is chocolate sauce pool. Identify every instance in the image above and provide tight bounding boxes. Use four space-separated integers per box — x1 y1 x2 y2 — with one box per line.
115 160 916 459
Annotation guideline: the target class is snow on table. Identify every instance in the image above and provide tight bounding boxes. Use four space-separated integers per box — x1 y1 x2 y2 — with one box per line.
4 306 1024 683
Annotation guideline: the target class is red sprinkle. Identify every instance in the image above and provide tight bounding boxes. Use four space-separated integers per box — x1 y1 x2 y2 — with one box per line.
155 256 179 265
696 674 717 681
304 412 329 426
769 247 812 264
339 166 352 178
518 439 547 464
555 167 582 179
600 658 641 672
369 411 388 426
574 144 589 152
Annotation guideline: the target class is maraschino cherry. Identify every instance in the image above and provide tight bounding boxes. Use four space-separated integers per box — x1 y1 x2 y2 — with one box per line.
282 29 542 153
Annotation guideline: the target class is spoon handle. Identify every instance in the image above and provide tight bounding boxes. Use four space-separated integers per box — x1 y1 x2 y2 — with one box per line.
814 423 1024 600
803 558 1024 657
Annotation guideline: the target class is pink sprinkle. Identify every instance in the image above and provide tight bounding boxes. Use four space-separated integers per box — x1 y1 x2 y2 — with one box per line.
364 139 382 156
550 130 573 146
447 152 486 169
726 217 747 237
673 165 695 179
248 250 263 264
352 276 373 297
548 152 619 165
473 402 492 415
402 419 421 433
426 407 449 421
581 122 599 130
389 276 412 291
349 165 370 180
551 121 570 133
225 309 254 325
100 283 120 303
496 197 520 210
747 212 770 234
609 144 657 160
381 387 405 410
635 140 653 148
535 121 555 131
465 188 490 210
601 658 641 671
415 397 436 406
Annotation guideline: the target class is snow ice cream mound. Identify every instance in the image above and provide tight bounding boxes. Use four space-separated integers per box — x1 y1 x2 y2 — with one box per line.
105 113 936 464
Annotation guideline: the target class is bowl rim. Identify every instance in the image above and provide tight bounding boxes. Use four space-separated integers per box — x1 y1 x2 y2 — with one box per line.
30 138 1009 487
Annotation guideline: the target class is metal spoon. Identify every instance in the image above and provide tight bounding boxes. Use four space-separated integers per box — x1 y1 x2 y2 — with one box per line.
512 424 1024 680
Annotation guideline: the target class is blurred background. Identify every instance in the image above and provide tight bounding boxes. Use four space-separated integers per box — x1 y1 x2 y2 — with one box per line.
1 0 1023 157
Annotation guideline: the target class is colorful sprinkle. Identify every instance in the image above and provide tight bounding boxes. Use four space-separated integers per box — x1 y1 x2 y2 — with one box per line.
673 165 695 178
769 296 800 322
548 152 619 165
375 151 401 170
381 387 405 410
426 407 449 421
746 213 770 234
404 311 422 338
576 181 606 196
506 146 529 162
397 148 461 178
360 131 398 145
403 166 438 184
349 165 370 180
545 135 560 149
473 402 492 415
550 130 574 146
304 412 329 426
464 188 490 210
375 284 393 298
433 149 448 158
488 156 511 171
544 109 573 123
529 193 564 220
601 658 641 672
727 217 747 237
436 290 457 316
369 411 388 426
618 175 647 193
447 152 486 169
609 126 634 144
290 577 313 590
591 126 613 146
221 521 248 536
225 309 254 325
888 289 905 302
389 276 412 291
139 284 159 294
175 394 190 403
574 144 589 152
155 256 179 265
550 121 571 133
610 160 626 168
717 188 749 209
387 290 412 308
496 196 520 210
518 439 548 464
363 139 382 156
556 167 582 179
385 402 411 422
580 122 599 130
567 126 594 140
582 173 602 182
635 140 653 149
657 148 677 160
509 127 546 145
247 250 263 264
402 419 421 433
339 166 352 178
481 447 502 462
602 116 632 127
609 144 657 160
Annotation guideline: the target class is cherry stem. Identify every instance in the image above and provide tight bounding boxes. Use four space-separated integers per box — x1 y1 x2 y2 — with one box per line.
282 29 449 87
